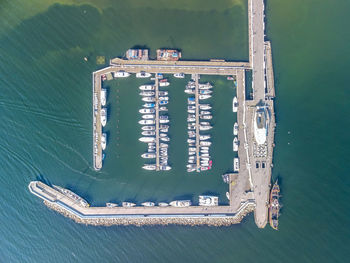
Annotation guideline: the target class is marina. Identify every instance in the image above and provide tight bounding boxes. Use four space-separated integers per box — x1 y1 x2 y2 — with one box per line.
35 0 276 228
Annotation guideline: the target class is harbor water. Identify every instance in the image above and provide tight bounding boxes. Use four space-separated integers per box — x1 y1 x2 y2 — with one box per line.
0 0 349 262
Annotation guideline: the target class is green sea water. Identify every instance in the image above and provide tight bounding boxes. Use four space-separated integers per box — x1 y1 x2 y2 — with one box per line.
0 0 349 262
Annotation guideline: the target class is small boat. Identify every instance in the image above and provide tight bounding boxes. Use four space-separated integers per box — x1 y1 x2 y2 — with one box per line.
160 115 169 120
188 106 196 110
142 114 155 119
174 73 185 78
139 137 156 143
159 100 168 105
159 96 169 101
199 135 211 140
139 85 155 91
160 125 169 129
159 106 168 111
142 164 156 171
200 141 211 146
100 108 107 127
138 119 155 125
142 97 155 102
101 88 107 106
187 139 196 143
106 202 118 208
158 91 168 96
199 94 211 100
200 104 212 110
199 195 219 206
233 158 239 172
160 143 168 147
101 133 107 150
141 153 156 158
139 91 155 96
169 200 192 207
233 96 238 112
160 119 170 124
160 137 170 142
142 126 155 131
122 202 136 207
159 133 167 137
199 90 212 95
200 111 211 115
159 81 170 87
158 202 169 206
233 137 239 151
234 122 239 135
200 126 212 131
188 110 195 114
143 103 155 108
187 118 196 122
139 108 155 114
160 127 168 132
141 202 155 207
114 71 130 78
160 165 171 171
200 122 210 126
136 71 152 78
200 115 212 120
142 131 155 136
184 89 195 94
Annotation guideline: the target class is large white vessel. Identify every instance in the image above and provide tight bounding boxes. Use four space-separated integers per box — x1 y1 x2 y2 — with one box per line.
139 85 155 91
101 88 107 106
100 108 107 127
139 137 156 143
101 133 107 150
136 71 152 78
114 71 130 78
198 195 219 206
254 106 269 145
142 164 156 171
233 158 239 172
169 200 192 207
174 73 185 78
233 137 238 152
233 122 238 135
233 96 238 112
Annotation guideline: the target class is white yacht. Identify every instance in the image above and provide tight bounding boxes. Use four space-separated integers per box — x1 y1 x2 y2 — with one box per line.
200 111 211 115
101 88 107 106
198 195 219 206
101 133 107 150
169 200 192 207
174 73 185 78
200 104 212 110
136 71 151 78
200 141 212 146
100 108 107 127
233 158 239 172
159 81 170 87
160 165 171 171
139 91 155 97
142 97 156 102
233 96 238 112
254 106 269 145
141 202 155 206
122 202 136 207
158 202 169 207
199 90 212 95
199 135 211 140
142 131 155 136
141 153 156 158
200 115 212 120
139 137 156 143
106 202 118 208
159 119 170 124
142 126 155 131
233 122 239 135
233 137 238 152
142 114 155 119
158 91 168 96
142 164 156 171
114 71 130 78
139 85 155 91
159 96 169 101
139 119 155 125
139 108 155 114
199 94 211 100
200 126 212 131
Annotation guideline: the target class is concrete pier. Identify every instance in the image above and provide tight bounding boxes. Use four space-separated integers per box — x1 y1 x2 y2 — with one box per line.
194 74 201 171
154 77 160 171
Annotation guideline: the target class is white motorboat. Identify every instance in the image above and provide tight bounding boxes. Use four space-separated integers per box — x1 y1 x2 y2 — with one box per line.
159 106 168 111
233 96 238 112
139 85 155 91
185 89 195 94
159 96 169 101
114 71 130 78
199 94 211 100
159 119 170 124
200 122 210 126
200 141 212 146
158 91 168 96
100 108 107 127
233 137 239 151
122 202 136 207
106 202 118 208
169 200 192 207
142 97 155 102
141 153 156 158
142 131 155 136
101 133 107 150
139 137 156 143
199 90 212 95
233 158 239 172
139 91 155 96
199 135 211 140
158 202 169 206
188 106 196 110
198 195 219 206
234 122 239 135
142 164 156 171
187 118 196 122
139 108 155 114
188 110 195 114
200 111 211 115
159 81 170 87
200 126 212 131
138 119 155 125
141 202 155 206
160 137 170 142
174 73 185 78
142 114 155 119
101 88 107 106
200 104 212 110
199 83 212 89
143 103 155 108
160 165 171 171
200 115 212 120
142 126 155 131
136 71 152 78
